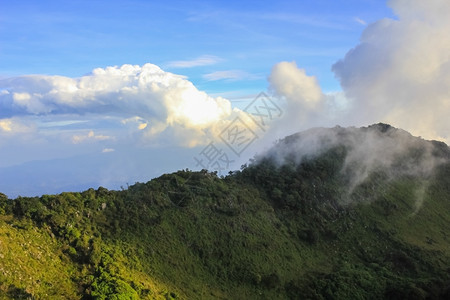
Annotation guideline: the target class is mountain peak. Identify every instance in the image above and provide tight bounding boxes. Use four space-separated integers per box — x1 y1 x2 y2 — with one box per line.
249 124 449 206
366 122 396 133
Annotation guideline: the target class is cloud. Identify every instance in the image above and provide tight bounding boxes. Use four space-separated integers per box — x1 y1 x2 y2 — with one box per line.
4 0 449 198
0 119 13 132
203 70 258 81
332 0 450 142
269 61 323 109
268 0 450 145
0 63 237 147
259 124 445 210
138 123 148 130
72 130 113 144
0 117 35 134
166 55 222 68
265 61 340 140
261 0 450 212
354 17 367 25
121 116 148 130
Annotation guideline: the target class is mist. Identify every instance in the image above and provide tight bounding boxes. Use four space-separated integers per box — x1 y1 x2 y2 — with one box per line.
257 123 448 208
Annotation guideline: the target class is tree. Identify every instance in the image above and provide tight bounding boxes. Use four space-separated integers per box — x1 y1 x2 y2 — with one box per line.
0 192 8 214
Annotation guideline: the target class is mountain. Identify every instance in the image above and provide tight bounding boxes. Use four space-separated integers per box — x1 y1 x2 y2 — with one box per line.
1 123 449 299
0 146 199 198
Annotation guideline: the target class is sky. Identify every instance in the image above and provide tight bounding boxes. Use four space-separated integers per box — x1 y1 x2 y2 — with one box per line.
0 0 449 197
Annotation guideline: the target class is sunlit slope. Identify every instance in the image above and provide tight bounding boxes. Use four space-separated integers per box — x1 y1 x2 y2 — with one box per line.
1 124 449 299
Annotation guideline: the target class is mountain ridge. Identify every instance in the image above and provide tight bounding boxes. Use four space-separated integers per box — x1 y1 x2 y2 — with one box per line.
1 123 450 299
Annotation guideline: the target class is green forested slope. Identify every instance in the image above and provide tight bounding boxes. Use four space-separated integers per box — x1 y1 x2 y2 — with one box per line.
1 124 449 299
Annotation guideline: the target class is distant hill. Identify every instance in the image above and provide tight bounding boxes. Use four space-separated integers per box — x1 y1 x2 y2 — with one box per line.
1 123 449 299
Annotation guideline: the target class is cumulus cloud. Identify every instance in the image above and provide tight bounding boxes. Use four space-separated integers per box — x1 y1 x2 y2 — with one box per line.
265 61 343 142
261 0 450 211
0 63 238 147
332 0 450 142
269 61 323 109
267 0 450 145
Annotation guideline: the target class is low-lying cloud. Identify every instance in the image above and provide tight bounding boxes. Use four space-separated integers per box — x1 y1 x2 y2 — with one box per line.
259 0 450 210
261 124 447 210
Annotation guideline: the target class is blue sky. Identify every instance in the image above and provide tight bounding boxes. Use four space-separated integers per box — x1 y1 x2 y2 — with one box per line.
1 0 393 93
1 0 449 197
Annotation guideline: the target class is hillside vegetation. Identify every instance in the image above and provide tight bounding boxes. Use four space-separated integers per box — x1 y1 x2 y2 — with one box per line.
1 124 450 299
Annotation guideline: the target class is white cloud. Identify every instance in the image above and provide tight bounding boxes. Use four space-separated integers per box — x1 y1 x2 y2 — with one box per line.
354 17 367 25
166 55 222 68
203 70 258 81
72 130 113 144
0 117 35 134
269 61 323 109
332 0 450 143
0 62 263 197
138 123 148 130
0 119 12 132
260 61 338 149
268 1 450 145
0 63 237 147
